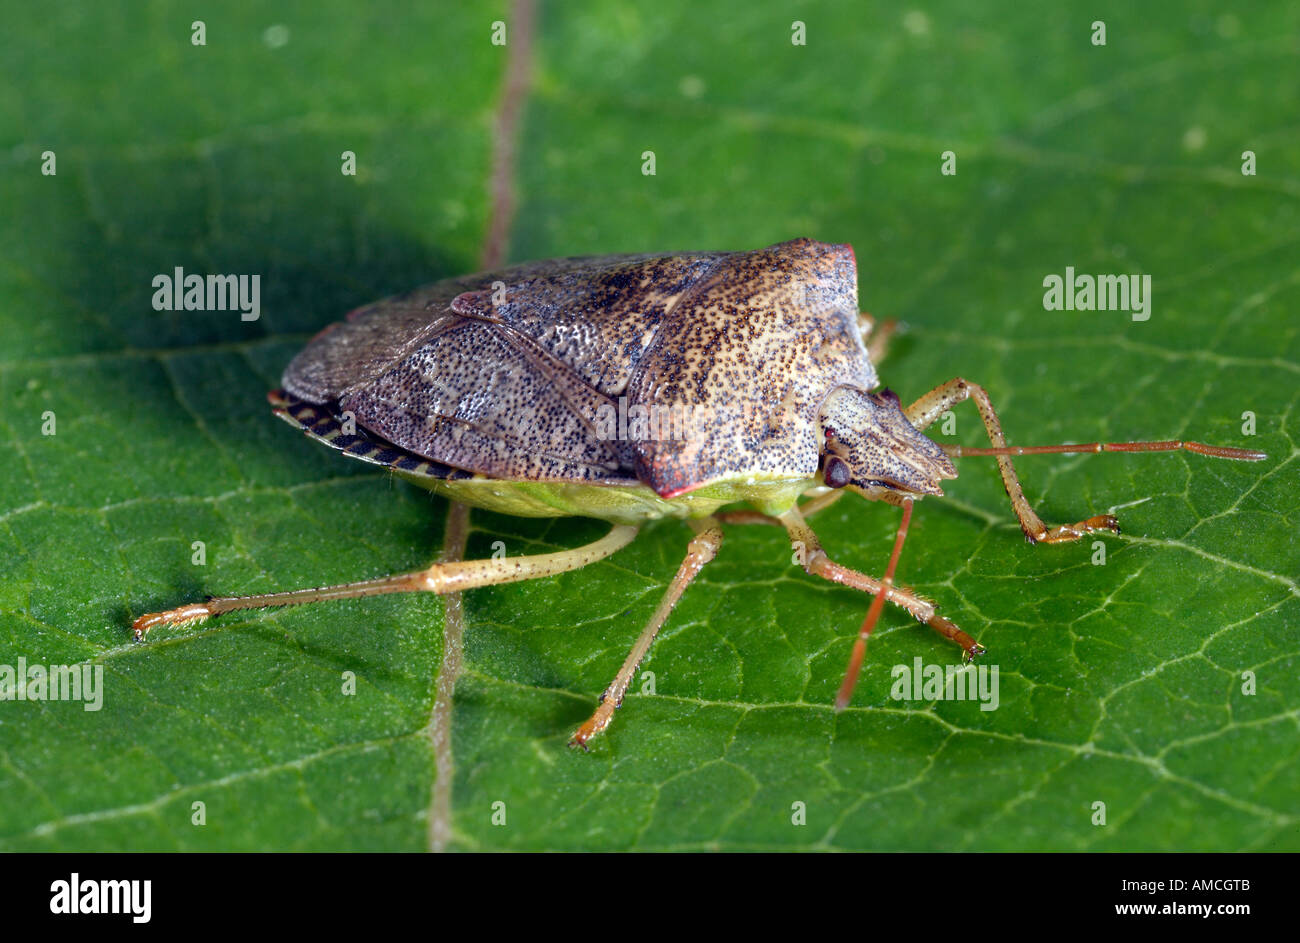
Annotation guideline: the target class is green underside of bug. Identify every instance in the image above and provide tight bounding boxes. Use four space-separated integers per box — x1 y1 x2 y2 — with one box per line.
403 471 825 524
269 387 826 524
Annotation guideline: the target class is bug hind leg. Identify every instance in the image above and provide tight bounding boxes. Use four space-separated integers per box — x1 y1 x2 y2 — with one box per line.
904 377 1120 544
132 522 640 639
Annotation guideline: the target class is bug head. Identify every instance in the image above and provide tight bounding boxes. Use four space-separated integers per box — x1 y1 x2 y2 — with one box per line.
819 387 956 499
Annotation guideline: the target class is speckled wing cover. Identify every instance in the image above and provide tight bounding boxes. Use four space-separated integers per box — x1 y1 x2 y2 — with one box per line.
280 238 877 497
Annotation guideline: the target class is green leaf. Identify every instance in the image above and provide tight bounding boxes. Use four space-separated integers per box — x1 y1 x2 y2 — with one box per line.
1 1 1296 851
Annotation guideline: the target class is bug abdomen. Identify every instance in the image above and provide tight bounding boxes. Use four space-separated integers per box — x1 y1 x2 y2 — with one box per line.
268 389 475 481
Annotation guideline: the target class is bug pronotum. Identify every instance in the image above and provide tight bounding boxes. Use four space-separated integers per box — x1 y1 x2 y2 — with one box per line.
132 239 1266 748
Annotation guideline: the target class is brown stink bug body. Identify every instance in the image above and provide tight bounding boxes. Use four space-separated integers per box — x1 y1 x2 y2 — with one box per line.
133 239 1266 748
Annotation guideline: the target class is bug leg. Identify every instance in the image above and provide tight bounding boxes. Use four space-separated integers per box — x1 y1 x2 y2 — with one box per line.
836 499 914 708
132 523 640 640
777 505 984 660
859 312 901 365
905 377 1121 544
714 509 781 526
569 520 724 750
796 489 846 518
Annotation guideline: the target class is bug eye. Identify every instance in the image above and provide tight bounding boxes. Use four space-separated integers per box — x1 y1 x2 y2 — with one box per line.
824 455 851 489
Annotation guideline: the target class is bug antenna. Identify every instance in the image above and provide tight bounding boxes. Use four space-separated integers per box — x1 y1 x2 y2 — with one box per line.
835 499 914 711
941 440 1266 461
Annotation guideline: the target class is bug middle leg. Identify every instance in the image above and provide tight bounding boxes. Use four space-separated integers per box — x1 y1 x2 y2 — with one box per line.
133 522 641 639
905 377 1120 543
778 505 984 660
570 519 724 749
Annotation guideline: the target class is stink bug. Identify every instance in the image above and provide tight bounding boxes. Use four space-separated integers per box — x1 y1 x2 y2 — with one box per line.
133 239 1266 748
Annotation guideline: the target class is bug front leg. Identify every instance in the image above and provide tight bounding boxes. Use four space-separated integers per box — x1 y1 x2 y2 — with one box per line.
905 377 1120 544
569 520 724 750
133 523 641 639
859 312 901 365
777 505 984 661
